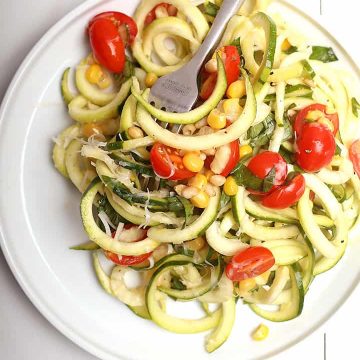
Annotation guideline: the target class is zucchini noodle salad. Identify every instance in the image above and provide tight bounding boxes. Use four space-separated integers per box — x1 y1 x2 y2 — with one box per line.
52 0 360 352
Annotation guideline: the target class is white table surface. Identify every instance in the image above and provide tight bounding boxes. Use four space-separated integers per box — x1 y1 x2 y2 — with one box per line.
0 1 359 359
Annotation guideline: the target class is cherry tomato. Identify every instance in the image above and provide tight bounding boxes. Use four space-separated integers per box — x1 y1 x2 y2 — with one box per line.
294 103 339 137
295 123 336 172
88 18 125 73
261 174 305 209
150 142 195 180
144 3 178 26
225 247 275 281
88 12 138 46
199 46 240 100
247 151 288 194
103 225 151 266
104 251 152 266
349 139 360 178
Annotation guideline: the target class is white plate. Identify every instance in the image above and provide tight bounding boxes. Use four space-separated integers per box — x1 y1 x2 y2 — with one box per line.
0 1 359 359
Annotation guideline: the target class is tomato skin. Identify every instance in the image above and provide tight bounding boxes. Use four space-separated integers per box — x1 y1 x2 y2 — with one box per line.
295 123 336 172
104 225 152 266
199 46 240 100
225 247 275 281
88 12 138 46
104 251 152 266
144 3 178 26
223 46 241 85
261 174 305 209
150 142 195 181
88 18 125 73
199 73 217 101
350 139 360 178
219 141 240 177
294 103 339 136
247 151 288 193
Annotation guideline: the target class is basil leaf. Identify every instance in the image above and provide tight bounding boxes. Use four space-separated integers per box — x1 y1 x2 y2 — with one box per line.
282 114 294 142
351 97 360 117
248 113 276 147
262 167 276 193
284 45 298 55
302 60 316 79
279 147 295 164
97 195 129 226
230 37 243 58
204 1 219 17
310 46 338 63
171 277 187 291
220 191 230 208
177 196 194 227
232 163 264 191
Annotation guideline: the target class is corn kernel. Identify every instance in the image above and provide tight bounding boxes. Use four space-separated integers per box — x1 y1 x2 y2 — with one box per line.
185 237 205 251
252 324 269 341
238 278 257 293
86 64 104 84
223 98 242 118
128 126 144 139
145 72 158 87
281 38 292 52
207 109 227 130
224 176 238 196
183 152 204 173
82 123 102 138
97 75 111 89
226 79 246 99
188 174 207 190
191 191 210 208
239 144 253 159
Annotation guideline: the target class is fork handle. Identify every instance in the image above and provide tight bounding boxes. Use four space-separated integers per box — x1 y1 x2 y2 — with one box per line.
183 0 245 74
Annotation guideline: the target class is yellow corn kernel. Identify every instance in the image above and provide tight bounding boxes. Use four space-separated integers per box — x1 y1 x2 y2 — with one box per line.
281 38 292 52
97 75 111 89
239 144 253 159
238 278 257 294
224 176 238 196
223 98 242 117
191 191 210 208
252 324 269 341
226 79 246 99
145 72 158 87
82 123 102 138
185 237 206 251
207 109 227 130
188 174 207 190
86 64 104 84
183 152 204 173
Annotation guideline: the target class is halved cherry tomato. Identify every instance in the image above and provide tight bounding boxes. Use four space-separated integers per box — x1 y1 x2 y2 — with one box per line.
144 3 178 26
150 142 195 180
199 46 240 100
247 151 288 194
349 139 360 178
294 103 339 136
104 225 151 266
225 247 275 281
295 123 335 172
88 12 138 46
104 251 152 266
261 174 305 209
88 18 125 73
204 140 239 177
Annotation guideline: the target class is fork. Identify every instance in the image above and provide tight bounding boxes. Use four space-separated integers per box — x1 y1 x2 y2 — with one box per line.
148 0 245 114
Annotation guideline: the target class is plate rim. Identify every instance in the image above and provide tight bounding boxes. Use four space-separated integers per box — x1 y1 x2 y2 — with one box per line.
0 1 359 360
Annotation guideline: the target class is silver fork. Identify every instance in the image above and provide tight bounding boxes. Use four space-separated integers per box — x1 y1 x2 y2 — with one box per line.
148 0 245 113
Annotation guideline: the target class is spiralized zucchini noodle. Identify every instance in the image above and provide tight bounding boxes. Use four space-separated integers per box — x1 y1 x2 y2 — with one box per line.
53 0 360 353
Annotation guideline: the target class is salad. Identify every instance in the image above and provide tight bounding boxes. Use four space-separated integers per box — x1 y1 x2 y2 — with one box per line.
52 0 360 353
